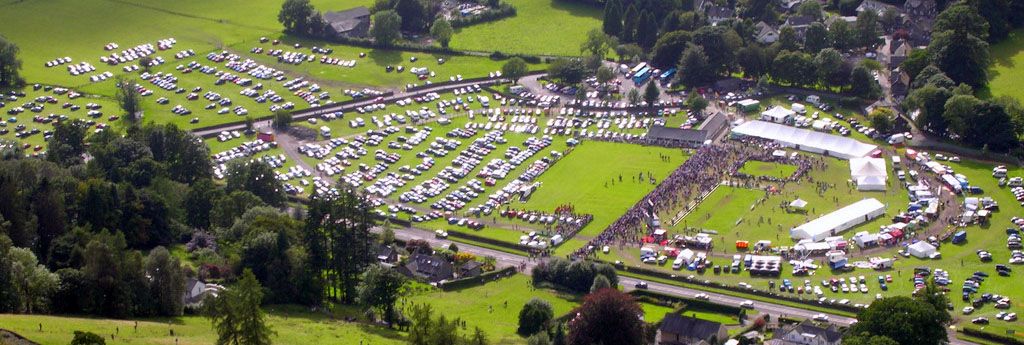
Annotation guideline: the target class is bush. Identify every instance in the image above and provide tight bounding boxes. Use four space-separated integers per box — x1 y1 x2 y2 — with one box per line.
450 3 517 28
961 326 1024 345
531 258 617 293
518 298 554 335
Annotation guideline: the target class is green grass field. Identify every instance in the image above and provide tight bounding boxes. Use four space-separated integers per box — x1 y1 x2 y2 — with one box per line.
986 29 1024 102
738 160 798 179
449 0 603 56
519 141 689 256
0 305 405 345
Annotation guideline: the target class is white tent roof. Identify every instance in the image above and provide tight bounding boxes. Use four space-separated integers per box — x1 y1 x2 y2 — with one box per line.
850 158 887 178
761 107 795 121
790 198 808 208
908 241 937 258
791 198 886 241
732 121 878 159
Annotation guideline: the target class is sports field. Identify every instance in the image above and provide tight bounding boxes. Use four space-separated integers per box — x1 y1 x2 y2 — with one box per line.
738 160 798 179
986 29 1024 102
449 0 603 56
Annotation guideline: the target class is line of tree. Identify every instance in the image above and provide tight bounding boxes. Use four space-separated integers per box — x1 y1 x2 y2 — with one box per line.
530 258 618 294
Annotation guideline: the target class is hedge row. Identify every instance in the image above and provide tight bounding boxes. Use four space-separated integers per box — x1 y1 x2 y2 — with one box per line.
628 289 743 315
450 4 517 29
961 326 1024 345
445 229 533 253
599 260 861 314
438 266 518 291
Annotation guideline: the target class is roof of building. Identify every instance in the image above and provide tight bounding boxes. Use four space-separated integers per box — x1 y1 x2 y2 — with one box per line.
785 15 817 27
792 198 886 240
646 125 708 143
323 7 371 33
781 320 843 343
660 313 724 340
407 254 454 281
732 120 878 159
707 6 735 19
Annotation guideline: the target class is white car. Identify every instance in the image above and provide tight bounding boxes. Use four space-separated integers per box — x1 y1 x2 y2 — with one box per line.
694 293 710 300
962 306 975 314
739 300 755 309
812 314 829 322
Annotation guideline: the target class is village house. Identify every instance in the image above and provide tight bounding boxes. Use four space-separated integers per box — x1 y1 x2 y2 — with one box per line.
376 244 399 264
856 0 898 15
766 320 843 345
754 21 780 44
398 253 454 283
706 6 735 25
783 15 817 39
182 278 224 308
457 260 484 278
656 313 729 345
890 69 910 99
323 7 371 39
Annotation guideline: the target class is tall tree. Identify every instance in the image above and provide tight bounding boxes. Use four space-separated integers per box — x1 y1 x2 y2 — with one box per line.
776 26 800 52
651 30 692 69
392 0 430 32
798 0 823 18
676 44 709 87
0 35 22 88
305 191 374 304
855 9 881 48
502 57 529 83
430 18 454 48
224 160 285 207
581 29 617 58
145 246 185 316
602 0 623 36
693 26 742 74
737 45 770 78
772 50 816 86
927 30 990 87
828 19 854 50
621 5 639 42
278 0 316 34
357 264 406 326
803 22 829 54
848 297 948 345
45 120 87 166
518 298 554 336
7 247 58 313
933 3 989 41
206 269 274 345
905 84 952 135
566 289 644 345
813 48 848 88
643 81 660 106
635 11 659 49
115 77 142 127
371 10 403 47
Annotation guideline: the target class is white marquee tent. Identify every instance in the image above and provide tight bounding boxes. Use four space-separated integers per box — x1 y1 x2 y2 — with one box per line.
850 158 888 191
908 241 937 258
790 198 886 241
760 107 795 123
732 121 878 159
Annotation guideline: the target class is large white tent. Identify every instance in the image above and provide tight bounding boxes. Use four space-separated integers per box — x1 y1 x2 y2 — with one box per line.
908 241 937 258
732 120 878 159
760 107 795 123
850 158 888 191
790 198 886 241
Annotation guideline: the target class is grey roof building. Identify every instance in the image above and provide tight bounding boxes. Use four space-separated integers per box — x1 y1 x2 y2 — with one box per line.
324 7 371 38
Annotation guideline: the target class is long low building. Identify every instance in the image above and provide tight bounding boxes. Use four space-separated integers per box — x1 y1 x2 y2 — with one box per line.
731 120 877 159
790 198 886 241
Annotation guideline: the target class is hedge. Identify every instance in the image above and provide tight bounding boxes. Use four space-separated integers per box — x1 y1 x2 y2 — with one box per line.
450 4 517 29
445 229 534 253
438 266 518 291
960 326 1024 345
628 289 743 315
598 260 861 314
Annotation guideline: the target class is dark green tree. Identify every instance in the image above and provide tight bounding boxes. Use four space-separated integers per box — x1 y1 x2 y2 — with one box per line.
71 331 106 345
518 298 554 336
0 35 22 88
115 77 142 127
803 22 829 54
502 57 529 83
651 30 692 69
225 160 285 207
272 110 292 131
905 84 952 135
145 246 185 316
737 45 770 78
371 10 403 47
848 297 948 345
279 0 316 34
566 289 643 345
855 9 881 48
643 81 660 106
602 0 623 36
46 120 87 166
850 65 880 98
357 264 406 326
635 11 658 49
933 2 989 40
621 5 639 42
927 30 990 88
676 44 709 87
828 20 854 50
430 18 454 48
776 26 800 52
206 269 274 345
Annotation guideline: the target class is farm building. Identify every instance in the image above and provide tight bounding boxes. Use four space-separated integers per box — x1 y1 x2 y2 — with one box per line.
323 7 371 38
790 198 886 241
645 113 728 147
731 120 878 159
849 157 888 191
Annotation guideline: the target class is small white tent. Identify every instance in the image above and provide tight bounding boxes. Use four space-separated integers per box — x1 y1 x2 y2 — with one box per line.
908 241 937 258
789 198 808 209
761 107 795 123
850 158 888 191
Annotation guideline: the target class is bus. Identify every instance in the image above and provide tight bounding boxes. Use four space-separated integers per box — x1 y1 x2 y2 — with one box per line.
628 62 647 77
659 68 677 81
632 66 652 84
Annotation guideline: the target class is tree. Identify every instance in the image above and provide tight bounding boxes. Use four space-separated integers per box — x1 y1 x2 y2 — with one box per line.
855 9 881 48
71 331 106 345
797 0 823 18
46 119 87 166
635 11 658 49
225 160 285 207
901 49 930 81
869 107 896 133
502 57 528 83
145 246 185 316
772 50 815 86
371 10 402 47
518 298 554 336
0 35 22 88
828 20 854 50
527 332 552 345
651 30 692 69
676 44 709 87
392 0 430 32
596 66 616 85
686 92 709 115
933 3 989 41
804 22 829 54
279 0 316 34
357 264 406 326
566 289 643 345
848 297 948 345
850 65 880 99
115 77 142 127
880 7 901 33
928 30 990 88
976 0 1012 42
741 0 778 22
590 275 611 292
407 303 435 345
206 269 274 345
643 82 660 106
186 179 223 229
581 29 616 58
621 5 639 42
776 26 800 52
627 88 641 105
547 58 587 84
244 116 255 133
602 0 623 36
814 48 847 88
430 18 454 48
272 110 292 131
7 247 58 313
693 26 742 74
905 85 952 135
736 45 770 78
304 191 375 304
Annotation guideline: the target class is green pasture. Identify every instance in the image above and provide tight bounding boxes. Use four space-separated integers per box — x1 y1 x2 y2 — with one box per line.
449 0 603 56
986 29 1024 102
738 160 798 179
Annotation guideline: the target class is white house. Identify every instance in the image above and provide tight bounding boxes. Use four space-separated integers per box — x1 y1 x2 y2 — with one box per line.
761 107 795 123
768 320 842 345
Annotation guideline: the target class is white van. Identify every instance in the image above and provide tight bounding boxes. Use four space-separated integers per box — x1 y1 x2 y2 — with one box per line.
672 257 685 270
